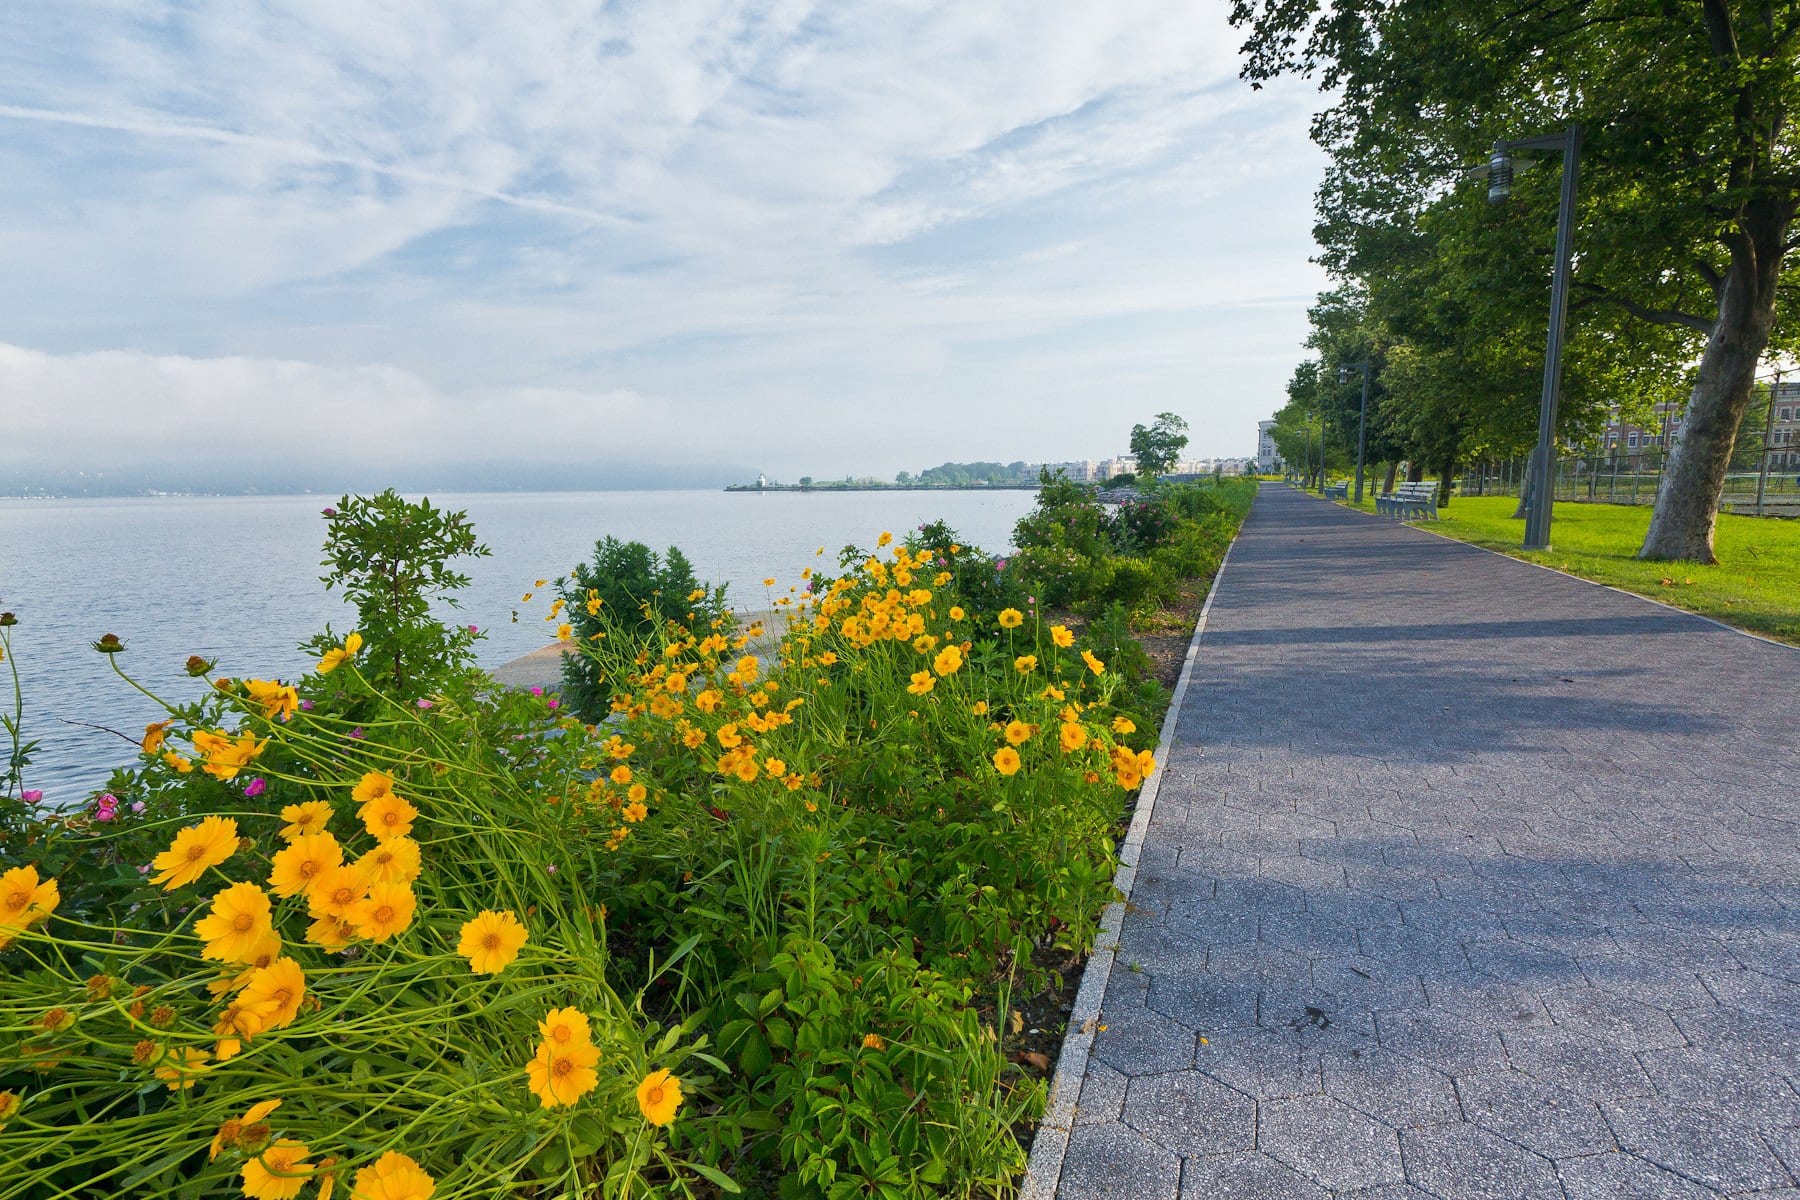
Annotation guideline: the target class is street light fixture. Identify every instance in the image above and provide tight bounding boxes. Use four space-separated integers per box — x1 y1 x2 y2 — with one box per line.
1338 361 1372 504
1484 124 1582 551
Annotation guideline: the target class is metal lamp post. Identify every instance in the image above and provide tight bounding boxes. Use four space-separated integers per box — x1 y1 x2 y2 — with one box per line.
1338 361 1371 504
1486 124 1581 550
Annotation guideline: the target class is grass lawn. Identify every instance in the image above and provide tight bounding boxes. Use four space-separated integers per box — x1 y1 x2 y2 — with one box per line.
1331 491 1800 644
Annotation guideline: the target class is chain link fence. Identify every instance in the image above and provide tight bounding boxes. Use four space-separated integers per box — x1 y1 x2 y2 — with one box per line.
1461 447 1800 515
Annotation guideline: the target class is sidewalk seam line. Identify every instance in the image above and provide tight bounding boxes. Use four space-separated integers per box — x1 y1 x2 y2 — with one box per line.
1018 524 1244 1200
1301 485 1797 652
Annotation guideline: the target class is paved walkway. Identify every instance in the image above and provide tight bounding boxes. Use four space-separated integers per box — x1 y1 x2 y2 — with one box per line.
1053 485 1800 1200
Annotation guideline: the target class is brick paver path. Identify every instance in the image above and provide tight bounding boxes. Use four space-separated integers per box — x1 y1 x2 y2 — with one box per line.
1055 484 1800 1199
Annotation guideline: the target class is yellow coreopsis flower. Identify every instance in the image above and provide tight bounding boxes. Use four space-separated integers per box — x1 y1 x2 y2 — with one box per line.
1014 655 1037 674
861 1032 886 1050
358 789 418 840
211 1098 282 1160
196 882 278 964
350 1151 435 1200
244 679 300 722
1003 720 1033 746
993 747 1022 776
154 1046 210 1091
316 632 363 675
933 645 963 676
1059 722 1087 753
997 608 1024 629
1081 649 1105 676
906 670 935 696
457 910 528 975
241 1140 312 1200
527 1038 600 1108
876 531 893 547
306 865 368 919
149 816 240 890
1051 624 1075 649
163 751 195 773
192 729 266 780
356 837 422 886
141 719 172 755
278 801 334 841
267 830 343 900
351 770 399 804
241 957 307 1030
347 882 416 943
0 864 60 935
539 1006 592 1046
1112 716 1136 735
636 1069 684 1126
305 914 356 950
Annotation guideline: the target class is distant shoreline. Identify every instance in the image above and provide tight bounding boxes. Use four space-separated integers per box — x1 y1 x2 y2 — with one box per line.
725 483 1042 493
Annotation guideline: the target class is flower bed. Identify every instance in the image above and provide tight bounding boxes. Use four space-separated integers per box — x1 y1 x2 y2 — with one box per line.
0 480 1251 1199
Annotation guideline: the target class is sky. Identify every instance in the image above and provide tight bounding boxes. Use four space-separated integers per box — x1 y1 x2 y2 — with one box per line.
0 1 1329 487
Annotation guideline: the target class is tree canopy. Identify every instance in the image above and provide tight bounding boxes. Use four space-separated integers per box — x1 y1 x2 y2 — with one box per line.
1129 412 1191 477
1233 0 1800 561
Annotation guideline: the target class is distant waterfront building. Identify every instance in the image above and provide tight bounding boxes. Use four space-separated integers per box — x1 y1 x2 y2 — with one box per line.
1256 421 1282 472
1043 460 1100 482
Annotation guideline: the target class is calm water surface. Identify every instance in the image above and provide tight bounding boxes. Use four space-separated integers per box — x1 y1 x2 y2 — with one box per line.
1 489 1036 798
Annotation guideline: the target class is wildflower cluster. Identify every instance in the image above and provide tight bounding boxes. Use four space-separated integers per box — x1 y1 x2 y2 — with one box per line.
0 484 1251 1199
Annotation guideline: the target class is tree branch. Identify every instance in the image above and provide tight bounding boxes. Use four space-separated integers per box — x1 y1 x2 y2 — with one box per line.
1695 258 1725 300
1570 280 1714 333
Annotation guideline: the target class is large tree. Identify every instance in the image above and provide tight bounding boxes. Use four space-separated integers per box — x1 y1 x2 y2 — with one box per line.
1232 0 1800 562
1129 412 1191 477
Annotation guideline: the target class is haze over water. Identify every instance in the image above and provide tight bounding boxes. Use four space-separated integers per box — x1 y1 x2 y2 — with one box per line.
2 488 1036 798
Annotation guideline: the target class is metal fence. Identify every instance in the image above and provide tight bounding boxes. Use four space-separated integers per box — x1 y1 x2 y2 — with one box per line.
1460 449 1800 515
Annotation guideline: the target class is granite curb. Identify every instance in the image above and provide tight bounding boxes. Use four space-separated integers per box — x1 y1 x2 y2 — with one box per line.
1020 535 1242 1200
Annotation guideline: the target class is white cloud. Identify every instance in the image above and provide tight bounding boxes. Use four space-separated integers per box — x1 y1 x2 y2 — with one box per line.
0 0 1329 472
0 341 654 468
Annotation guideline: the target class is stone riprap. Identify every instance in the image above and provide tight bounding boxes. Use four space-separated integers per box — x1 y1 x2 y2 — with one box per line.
1046 483 1800 1199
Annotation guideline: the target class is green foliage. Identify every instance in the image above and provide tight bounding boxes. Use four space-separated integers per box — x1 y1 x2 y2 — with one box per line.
558 538 731 721
306 490 489 699
911 461 1038 486
1127 412 1189 478
1231 0 1800 552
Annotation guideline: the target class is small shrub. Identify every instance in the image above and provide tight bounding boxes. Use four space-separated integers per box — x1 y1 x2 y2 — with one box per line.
305 490 489 699
557 537 731 720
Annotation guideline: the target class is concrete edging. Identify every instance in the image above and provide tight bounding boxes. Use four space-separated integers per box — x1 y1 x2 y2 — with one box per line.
1306 485 1799 653
1019 532 1242 1200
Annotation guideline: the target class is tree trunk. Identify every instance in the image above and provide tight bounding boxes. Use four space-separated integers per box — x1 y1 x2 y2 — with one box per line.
1640 203 1789 562
1406 462 1424 483
1437 458 1455 507
1382 462 1398 494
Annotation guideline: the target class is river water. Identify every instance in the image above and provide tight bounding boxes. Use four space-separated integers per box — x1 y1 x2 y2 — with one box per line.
1 489 1037 799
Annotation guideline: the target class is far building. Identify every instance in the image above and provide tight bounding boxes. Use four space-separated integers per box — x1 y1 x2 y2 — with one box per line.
1257 420 1283 472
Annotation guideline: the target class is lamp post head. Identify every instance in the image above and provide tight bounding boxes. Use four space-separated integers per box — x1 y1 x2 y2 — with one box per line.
1337 365 1350 383
1487 144 1513 203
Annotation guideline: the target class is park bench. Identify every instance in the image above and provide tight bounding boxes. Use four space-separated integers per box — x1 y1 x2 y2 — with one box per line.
1325 482 1348 501
1376 481 1440 520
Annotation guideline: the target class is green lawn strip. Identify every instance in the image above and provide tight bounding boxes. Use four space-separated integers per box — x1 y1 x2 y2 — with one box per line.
1359 494 1800 645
